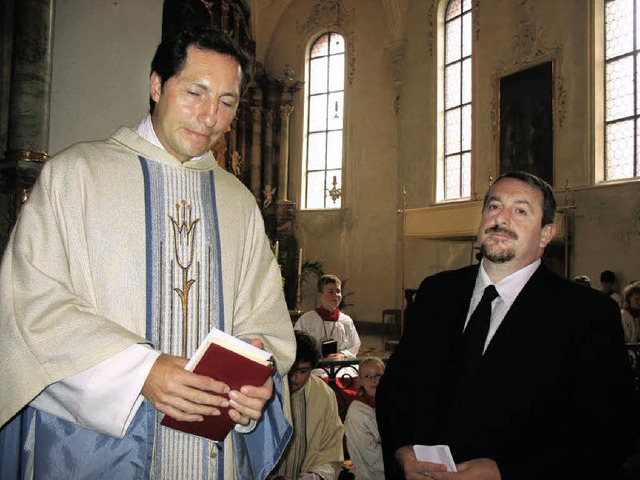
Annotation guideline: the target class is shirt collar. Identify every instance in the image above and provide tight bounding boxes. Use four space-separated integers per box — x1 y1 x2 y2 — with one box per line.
136 114 208 163
476 259 541 308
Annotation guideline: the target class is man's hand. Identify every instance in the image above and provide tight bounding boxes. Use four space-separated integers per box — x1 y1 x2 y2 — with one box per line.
142 353 231 422
396 445 447 479
227 338 274 426
429 458 501 480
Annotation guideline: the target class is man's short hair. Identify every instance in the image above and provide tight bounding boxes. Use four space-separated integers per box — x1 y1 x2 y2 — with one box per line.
483 171 557 227
317 274 341 293
149 24 251 113
294 330 321 367
600 270 616 283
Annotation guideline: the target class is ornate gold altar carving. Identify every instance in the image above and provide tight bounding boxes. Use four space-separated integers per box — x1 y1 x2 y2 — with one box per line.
5 149 49 163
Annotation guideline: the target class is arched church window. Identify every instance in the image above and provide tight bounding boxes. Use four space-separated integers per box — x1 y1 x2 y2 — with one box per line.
302 32 345 209
604 0 639 179
439 0 473 200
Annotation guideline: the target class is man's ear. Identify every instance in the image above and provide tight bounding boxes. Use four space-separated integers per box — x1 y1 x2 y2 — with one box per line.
540 223 556 248
150 72 162 103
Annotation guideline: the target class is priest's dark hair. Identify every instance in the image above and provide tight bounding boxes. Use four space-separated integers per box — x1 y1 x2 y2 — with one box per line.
294 330 321 368
148 24 251 114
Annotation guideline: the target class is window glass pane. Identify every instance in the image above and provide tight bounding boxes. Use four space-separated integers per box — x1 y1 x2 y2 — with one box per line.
637 119 640 173
606 120 634 179
330 33 345 54
445 62 461 108
605 0 634 59
311 34 329 58
461 104 471 151
307 132 327 170
309 95 328 132
606 56 634 121
446 0 461 19
637 52 640 115
461 58 472 104
326 131 343 169
444 154 461 199
461 152 471 197
327 92 344 131
310 57 328 95
329 54 345 91
445 108 461 154
637 1 640 46
446 18 461 64
462 11 472 58
306 170 327 209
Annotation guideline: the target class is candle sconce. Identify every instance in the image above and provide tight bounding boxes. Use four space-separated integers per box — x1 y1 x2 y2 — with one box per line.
327 176 342 204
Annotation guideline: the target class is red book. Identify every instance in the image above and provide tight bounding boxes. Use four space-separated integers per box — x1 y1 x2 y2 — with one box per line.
160 329 275 441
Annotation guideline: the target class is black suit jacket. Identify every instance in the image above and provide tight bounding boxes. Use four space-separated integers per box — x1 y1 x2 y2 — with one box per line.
376 262 636 480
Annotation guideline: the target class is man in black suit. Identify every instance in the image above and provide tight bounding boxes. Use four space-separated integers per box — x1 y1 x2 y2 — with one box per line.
376 171 636 480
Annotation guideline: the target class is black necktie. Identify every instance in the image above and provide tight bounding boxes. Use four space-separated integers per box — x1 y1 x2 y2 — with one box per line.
459 285 499 379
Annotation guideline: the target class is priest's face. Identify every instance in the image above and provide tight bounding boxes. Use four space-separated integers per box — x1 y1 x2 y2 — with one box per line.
477 177 554 269
319 282 342 312
150 45 241 163
288 361 313 393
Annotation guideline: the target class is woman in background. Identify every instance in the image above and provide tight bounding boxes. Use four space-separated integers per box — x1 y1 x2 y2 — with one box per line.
344 357 385 480
621 281 640 343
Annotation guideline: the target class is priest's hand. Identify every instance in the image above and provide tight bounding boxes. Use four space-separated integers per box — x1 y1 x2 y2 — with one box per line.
227 338 274 426
142 353 231 422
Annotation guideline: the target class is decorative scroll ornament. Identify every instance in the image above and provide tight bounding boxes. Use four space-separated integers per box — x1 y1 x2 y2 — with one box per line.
327 176 342 204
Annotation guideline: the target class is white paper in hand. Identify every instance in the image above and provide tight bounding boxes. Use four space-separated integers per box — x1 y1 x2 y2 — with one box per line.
413 444 458 472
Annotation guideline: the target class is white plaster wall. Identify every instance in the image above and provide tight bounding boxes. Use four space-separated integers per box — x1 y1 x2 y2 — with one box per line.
571 182 640 289
49 0 162 155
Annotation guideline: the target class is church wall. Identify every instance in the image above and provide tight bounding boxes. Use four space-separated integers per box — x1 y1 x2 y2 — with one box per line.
46 0 640 329
49 0 162 156
397 0 639 297
261 0 402 324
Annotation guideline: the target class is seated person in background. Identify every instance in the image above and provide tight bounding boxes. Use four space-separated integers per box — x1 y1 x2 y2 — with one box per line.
269 331 344 480
295 275 361 379
573 275 592 288
344 357 385 480
621 281 640 343
601 269 623 308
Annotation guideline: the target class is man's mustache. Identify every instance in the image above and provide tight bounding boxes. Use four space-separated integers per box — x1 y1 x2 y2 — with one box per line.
485 225 518 239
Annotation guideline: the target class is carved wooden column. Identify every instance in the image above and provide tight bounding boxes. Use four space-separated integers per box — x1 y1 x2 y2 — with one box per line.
229 117 238 155
263 109 275 193
277 104 294 202
275 73 303 204
249 105 262 199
